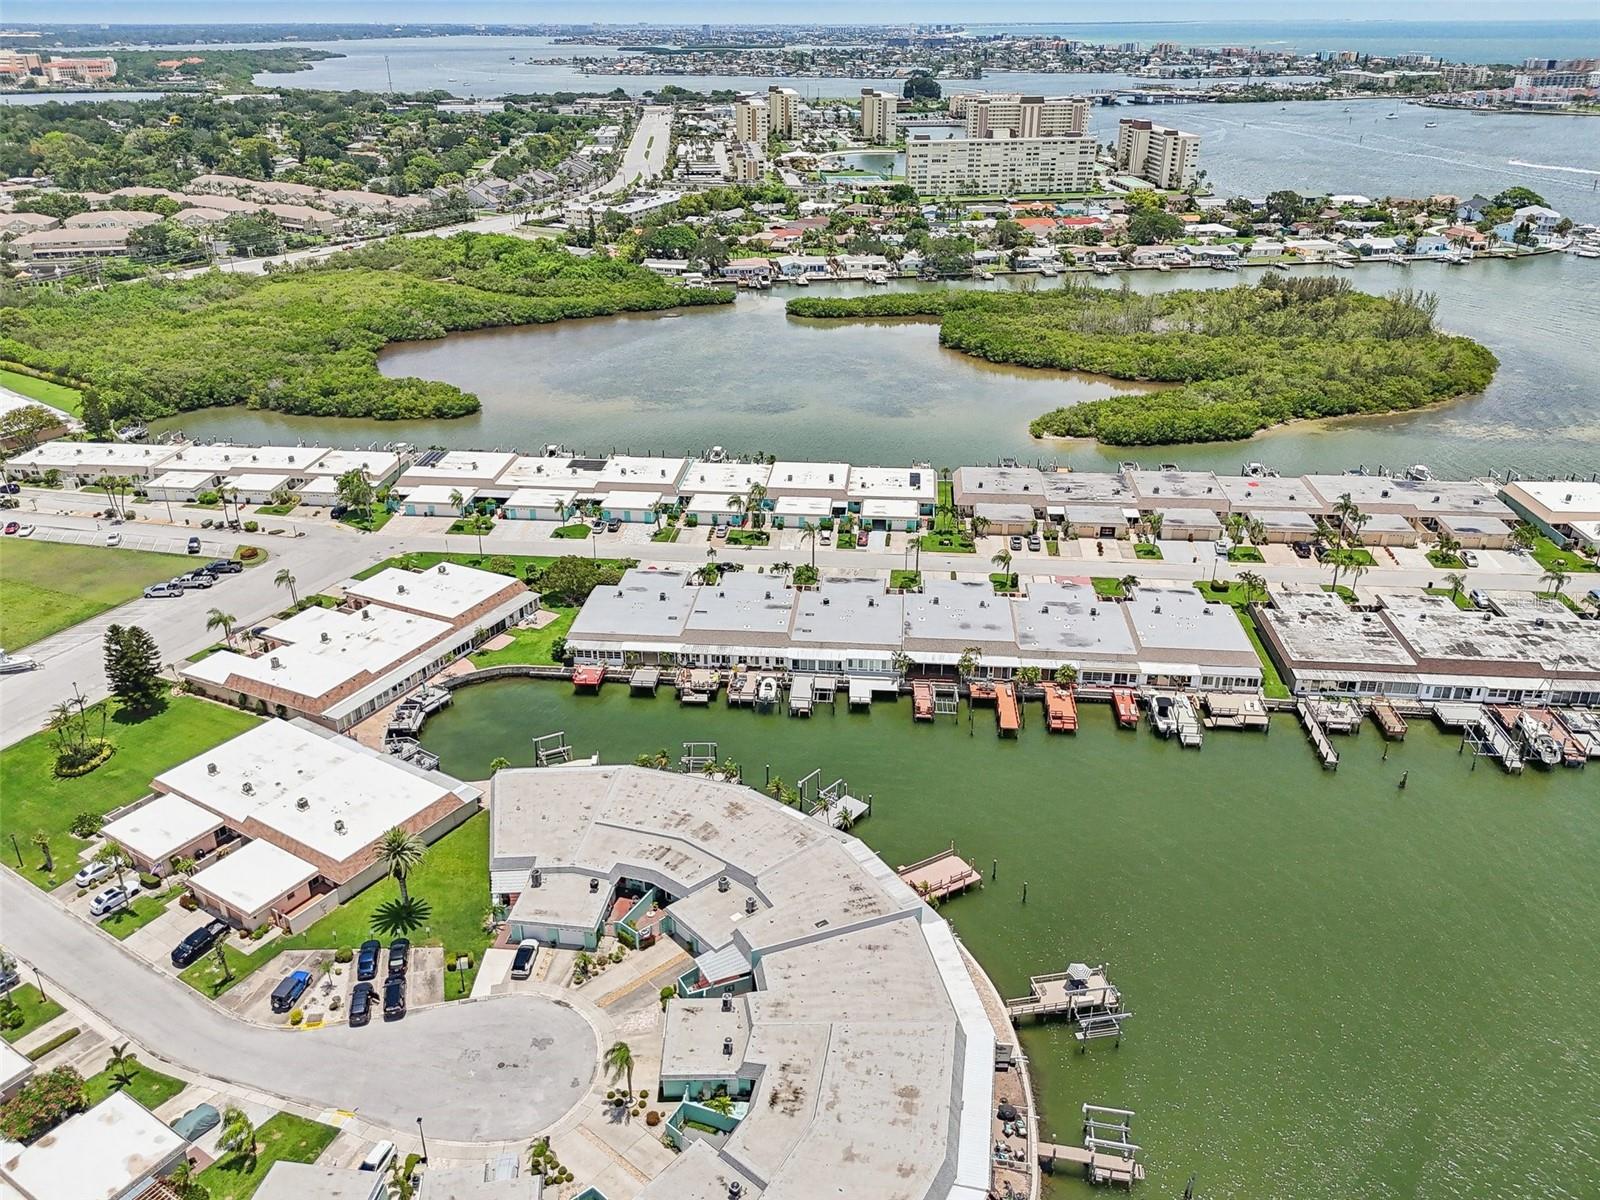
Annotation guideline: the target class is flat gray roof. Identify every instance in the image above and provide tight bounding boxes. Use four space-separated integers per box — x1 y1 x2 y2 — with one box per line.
1304 474 1514 519
791 577 904 648
1043 471 1131 505
1257 590 1416 668
684 573 797 645
972 501 1036 523
567 569 697 644
1129 469 1227 504
902 579 1017 653
1219 475 1324 510
952 465 1048 505
1124 587 1257 664
1013 582 1138 659
1248 509 1319 531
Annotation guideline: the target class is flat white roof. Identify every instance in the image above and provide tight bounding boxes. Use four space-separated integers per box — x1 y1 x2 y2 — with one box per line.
0 1092 184 1200
1503 479 1600 518
402 484 476 507
164 444 330 474
190 838 317 916
8 441 181 473
0 1041 31 1095
683 494 740 515
598 488 664 509
101 793 223 863
396 451 519 488
680 460 772 495
147 469 219 489
503 487 577 509
766 461 849 493
154 720 459 864
846 466 936 502
596 455 689 488
497 456 604 490
860 497 920 519
184 604 452 702
303 449 404 481
254 1163 386 1200
223 472 294 492
771 494 832 516
344 562 516 621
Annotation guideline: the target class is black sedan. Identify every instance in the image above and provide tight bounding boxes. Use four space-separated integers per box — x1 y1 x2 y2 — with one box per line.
171 919 230 968
356 939 381 981
387 938 410 976
383 974 407 1020
348 982 376 1027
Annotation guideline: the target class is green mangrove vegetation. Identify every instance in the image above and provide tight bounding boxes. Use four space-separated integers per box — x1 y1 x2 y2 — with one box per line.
787 277 1498 446
0 235 732 422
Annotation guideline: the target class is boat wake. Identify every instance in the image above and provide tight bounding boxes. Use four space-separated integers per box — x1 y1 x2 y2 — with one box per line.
1507 159 1600 176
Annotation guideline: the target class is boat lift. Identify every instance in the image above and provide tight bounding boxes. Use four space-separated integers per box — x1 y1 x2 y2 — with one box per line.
531 731 572 767
681 741 718 772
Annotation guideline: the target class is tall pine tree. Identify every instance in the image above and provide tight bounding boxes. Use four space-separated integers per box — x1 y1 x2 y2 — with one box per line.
103 624 164 712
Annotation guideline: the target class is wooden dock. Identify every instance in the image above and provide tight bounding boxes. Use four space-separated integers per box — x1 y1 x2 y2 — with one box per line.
1296 700 1340 770
571 664 606 692
1037 1143 1145 1188
675 668 719 705
1307 697 1362 734
1005 964 1122 1023
628 666 660 695
1111 688 1139 729
1044 684 1079 732
995 682 1021 736
898 845 984 903
913 680 935 721
1201 691 1269 731
1370 696 1407 740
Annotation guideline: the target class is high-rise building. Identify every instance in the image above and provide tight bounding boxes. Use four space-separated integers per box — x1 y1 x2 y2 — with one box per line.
1115 119 1200 190
952 92 1089 139
859 88 899 145
905 133 1098 196
733 96 771 146
766 85 801 138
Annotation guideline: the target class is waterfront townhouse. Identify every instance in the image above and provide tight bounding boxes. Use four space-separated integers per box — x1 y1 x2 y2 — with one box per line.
1044 470 1139 539
763 460 852 521
1500 479 1600 551
680 460 772 525
6 439 183 485
395 450 519 513
295 447 406 507
182 562 535 729
114 719 479 931
1303 474 1514 539
1127 468 1230 519
846 465 938 530
486 764 994 1200
951 465 1050 515
162 442 332 489
1218 473 1325 520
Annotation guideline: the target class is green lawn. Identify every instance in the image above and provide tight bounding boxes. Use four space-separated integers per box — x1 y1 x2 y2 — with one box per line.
1134 542 1163 560
338 507 394 533
1328 547 1376 568
1529 534 1598 573
889 570 922 590
0 693 260 889
0 539 199 649
1190 581 1289 699
551 523 591 539
98 887 183 940
183 813 493 998
197 1113 340 1200
254 501 298 516
651 527 680 543
726 529 770 546
989 572 1019 593
1227 546 1265 563
0 985 64 1043
83 1060 188 1110
471 609 576 667
917 531 975 553
0 366 83 416
1426 550 1466 569
1321 584 1359 604
1092 577 1130 599
1426 587 1475 611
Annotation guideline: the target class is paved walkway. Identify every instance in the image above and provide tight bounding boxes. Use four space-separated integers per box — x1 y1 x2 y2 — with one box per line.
0 871 598 1143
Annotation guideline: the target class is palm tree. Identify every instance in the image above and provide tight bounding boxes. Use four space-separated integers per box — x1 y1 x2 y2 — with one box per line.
377 826 427 906
799 520 817 567
1247 517 1267 546
1333 492 1363 540
703 1093 736 1117
1541 565 1570 599
30 831 51 874
205 608 237 648
1443 572 1467 600
448 488 465 516
1509 522 1539 554
169 854 197 880
770 561 792 583
604 1040 636 1096
1435 531 1462 563
1053 664 1078 689
956 646 981 679
218 1106 257 1165
489 756 511 773
1118 574 1139 596
1145 512 1164 543
970 514 991 543
725 495 745 529
1237 571 1266 604
94 842 130 888
107 1041 138 1087
273 568 298 607
990 548 1012 588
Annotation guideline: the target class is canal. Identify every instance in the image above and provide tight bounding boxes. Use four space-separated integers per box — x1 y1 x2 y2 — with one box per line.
420 679 1599 1200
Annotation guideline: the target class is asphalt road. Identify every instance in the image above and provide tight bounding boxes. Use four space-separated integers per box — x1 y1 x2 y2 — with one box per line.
596 105 671 195
0 872 597 1141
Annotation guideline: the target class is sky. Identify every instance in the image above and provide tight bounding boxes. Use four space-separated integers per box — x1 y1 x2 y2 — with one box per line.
6 2 1596 24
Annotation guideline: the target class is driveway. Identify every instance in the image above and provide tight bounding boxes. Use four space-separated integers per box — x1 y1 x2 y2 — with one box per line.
0 872 597 1142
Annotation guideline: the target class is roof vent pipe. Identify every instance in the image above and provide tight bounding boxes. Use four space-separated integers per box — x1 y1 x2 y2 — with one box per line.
718 875 730 893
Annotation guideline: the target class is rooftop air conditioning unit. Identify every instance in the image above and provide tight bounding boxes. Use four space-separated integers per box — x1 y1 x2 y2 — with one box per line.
295 797 310 811
659 592 667 601
745 897 757 914
722 992 735 1011
269 656 282 669
718 876 730 893
397 584 408 595
437 564 447 573
334 819 346 834
207 762 218 775
531 869 542 887
589 877 600 893
723 1037 735 1056
320 632 331 643
362 609 372 620
241 782 254 795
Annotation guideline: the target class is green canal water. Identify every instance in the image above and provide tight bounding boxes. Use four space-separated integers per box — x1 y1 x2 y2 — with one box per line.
421 680 1599 1200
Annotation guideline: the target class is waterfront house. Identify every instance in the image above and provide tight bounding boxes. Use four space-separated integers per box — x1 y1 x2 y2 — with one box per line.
681 459 772 504
971 501 1036 536
501 487 579 521
598 488 665 524
764 460 850 510
721 256 774 285
145 469 223 504
1499 479 1600 548
1128 468 1229 516
846 466 937 525
596 455 689 493
1343 235 1406 259
1443 224 1489 248
1061 504 1132 539
951 465 1048 514
835 253 893 278
1493 204 1564 245
1457 194 1491 223
641 257 691 276
773 253 831 279
402 484 474 517
1435 512 1514 550
1413 233 1451 257
394 450 519 496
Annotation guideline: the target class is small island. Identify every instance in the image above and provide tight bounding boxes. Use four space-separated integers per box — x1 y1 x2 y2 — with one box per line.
0 235 732 426
788 278 1499 446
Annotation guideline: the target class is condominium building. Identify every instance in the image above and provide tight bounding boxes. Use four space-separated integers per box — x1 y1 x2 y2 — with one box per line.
1115 119 1201 189
766 84 801 137
952 92 1089 138
859 88 899 145
905 132 1098 196
732 95 770 145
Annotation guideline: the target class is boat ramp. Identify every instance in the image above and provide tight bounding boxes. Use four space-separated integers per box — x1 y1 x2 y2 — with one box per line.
1038 1105 1146 1189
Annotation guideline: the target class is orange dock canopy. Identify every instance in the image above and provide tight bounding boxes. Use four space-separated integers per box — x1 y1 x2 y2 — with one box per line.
995 682 1020 732
572 665 607 687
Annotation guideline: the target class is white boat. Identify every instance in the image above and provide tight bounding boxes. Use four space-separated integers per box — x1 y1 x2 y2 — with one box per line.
1333 259 1353 269
1517 714 1562 768
1040 266 1059 278
0 650 38 674
793 274 809 286
756 677 780 706
1425 120 1438 128
706 445 727 463
1149 693 1178 739
1405 463 1434 482
1242 461 1279 478
977 270 995 281
1385 112 1399 120
1093 263 1112 275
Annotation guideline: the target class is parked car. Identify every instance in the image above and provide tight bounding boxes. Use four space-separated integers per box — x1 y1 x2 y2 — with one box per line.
510 939 539 980
713 524 728 539
88 883 140 917
348 982 375 1026
143 582 183 599
187 535 202 554
170 919 230 968
1470 589 1491 609
203 559 242 576
383 975 407 1020
590 517 605 531
356 939 381 981
606 518 621 533
819 530 832 546
1009 536 1023 551
270 969 312 1013
16 524 34 537
1461 550 1480 568
172 1104 220 1140
387 938 410 976
0 482 18 494
2 522 17 535
73 860 115 889
106 532 122 547
1291 541 1313 559
855 531 868 547
175 572 214 589
1027 535 1042 552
